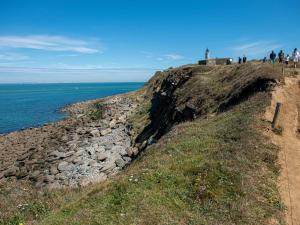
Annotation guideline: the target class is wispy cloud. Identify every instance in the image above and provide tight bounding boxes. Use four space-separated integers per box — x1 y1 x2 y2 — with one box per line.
0 52 29 61
0 65 159 74
230 41 282 56
141 51 184 61
164 54 184 60
140 51 154 58
0 35 101 54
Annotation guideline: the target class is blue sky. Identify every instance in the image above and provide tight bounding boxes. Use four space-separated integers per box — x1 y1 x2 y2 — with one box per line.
0 0 299 83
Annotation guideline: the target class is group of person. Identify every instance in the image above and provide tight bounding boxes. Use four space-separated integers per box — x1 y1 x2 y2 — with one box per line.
238 56 247 64
267 48 299 68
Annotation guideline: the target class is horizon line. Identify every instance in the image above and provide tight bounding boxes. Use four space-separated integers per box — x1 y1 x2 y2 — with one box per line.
0 81 147 85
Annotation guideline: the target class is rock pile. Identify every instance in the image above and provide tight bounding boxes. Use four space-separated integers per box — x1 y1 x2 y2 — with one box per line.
0 95 141 188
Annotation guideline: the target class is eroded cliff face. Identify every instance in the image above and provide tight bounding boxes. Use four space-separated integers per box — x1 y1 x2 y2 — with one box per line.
136 63 280 145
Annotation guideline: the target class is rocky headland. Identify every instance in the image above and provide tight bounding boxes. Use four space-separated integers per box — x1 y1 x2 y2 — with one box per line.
0 93 142 188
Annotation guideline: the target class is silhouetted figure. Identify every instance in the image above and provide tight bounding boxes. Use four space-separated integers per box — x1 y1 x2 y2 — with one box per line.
292 48 299 68
270 51 276 64
238 57 242 64
226 58 233 65
278 50 284 63
205 48 210 60
263 57 267 63
242 56 247 63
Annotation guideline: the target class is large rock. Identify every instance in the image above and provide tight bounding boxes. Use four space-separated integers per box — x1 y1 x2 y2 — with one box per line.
90 129 100 137
95 145 106 153
75 149 85 156
100 128 112 136
49 150 74 159
78 173 107 187
29 170 40 181
117 115 126 124
45 175 55 183
101 160 116 172
126 147 139 157
111 145 127 156
115 158 126 168
4 166 19 177
57 161 71 172
96 152 108 161
109 119 117 128
122 156 132 165
55 173 68 181
50 165 59 175
16 167 28 179
49 150 65 158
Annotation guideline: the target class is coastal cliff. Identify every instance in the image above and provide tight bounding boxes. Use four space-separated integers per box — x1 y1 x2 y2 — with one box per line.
2 62 297 224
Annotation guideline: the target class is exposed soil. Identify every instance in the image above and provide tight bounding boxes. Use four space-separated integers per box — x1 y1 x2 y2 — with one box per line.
265 73 300 225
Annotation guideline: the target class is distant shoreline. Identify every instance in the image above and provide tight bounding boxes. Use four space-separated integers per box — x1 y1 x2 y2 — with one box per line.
0 82 144 135
0 81 145 85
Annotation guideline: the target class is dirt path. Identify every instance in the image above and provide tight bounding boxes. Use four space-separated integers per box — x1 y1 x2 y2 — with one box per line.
265 74 300 225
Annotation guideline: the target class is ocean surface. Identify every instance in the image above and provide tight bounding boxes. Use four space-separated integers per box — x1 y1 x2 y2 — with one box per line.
0 82 144 134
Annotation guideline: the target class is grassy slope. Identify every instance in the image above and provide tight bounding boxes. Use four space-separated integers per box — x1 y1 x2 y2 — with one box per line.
38 67 284 225
1 63 285 225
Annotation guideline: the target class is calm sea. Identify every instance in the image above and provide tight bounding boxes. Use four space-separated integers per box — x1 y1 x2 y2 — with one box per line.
0 82 144 134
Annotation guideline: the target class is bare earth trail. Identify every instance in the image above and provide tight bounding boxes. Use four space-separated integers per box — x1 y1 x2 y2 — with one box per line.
265 73 300 225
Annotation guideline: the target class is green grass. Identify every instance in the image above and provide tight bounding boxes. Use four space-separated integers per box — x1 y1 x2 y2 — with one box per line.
89 102 104 120
35 91 284 225
272 126 284 136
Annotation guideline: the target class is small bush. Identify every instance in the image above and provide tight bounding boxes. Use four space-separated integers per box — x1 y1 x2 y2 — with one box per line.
272 126 284 135
89 103 104 120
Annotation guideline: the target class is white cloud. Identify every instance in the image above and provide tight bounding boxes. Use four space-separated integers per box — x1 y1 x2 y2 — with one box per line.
164 54 184 60
0 52 29 61
50 63 104 70
0 35 101 54
230 41 282 56
140 51 154 58
0 66 158 74
141 51 184 61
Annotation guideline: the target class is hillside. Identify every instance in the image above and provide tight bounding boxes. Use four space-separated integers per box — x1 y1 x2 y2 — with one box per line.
2 62 297 225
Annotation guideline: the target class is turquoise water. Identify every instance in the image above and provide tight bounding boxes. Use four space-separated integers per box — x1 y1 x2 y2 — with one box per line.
0 83 144 134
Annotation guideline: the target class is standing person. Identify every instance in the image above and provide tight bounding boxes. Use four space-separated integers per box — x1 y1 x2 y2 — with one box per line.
263 57 267 63
285 54 290 67
242 55 247 63
270 51 276 64
278 50 284 63
238 57 242 64
292 48 299 68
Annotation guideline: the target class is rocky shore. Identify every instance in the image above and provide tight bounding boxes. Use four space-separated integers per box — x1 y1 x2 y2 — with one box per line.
0 93 141 188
